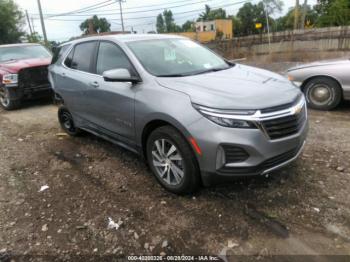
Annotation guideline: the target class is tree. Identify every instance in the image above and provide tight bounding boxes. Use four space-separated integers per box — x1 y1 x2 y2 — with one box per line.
156 10 182 33
80 15 111 35
156 14 165 33
237 2 266 35
199 5 211 21
275 4 318 31
0 0 24 44
182 20 195 32
198 4 227 21
163 10 176 32
316 0 350 26
27 32 42 43
208 8 227 20
230 16 244 37
262 0 284 15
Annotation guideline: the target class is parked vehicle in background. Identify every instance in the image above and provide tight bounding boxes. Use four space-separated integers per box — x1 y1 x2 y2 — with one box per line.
49 35 308 194
287 59 350 110
0 43 52 110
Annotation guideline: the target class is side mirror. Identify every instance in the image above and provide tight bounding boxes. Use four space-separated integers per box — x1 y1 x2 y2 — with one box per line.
103 68 141 84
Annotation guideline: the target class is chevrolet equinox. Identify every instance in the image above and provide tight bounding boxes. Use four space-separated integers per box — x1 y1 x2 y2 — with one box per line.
49 35 308 194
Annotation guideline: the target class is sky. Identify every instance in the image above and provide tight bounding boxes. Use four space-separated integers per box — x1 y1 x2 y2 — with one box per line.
15 0 318 42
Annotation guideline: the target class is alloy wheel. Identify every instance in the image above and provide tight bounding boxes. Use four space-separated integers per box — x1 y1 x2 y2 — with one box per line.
151 139 185 186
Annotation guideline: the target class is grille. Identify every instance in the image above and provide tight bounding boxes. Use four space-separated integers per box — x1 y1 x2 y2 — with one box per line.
261 105 306 140
260 101 295 114
219 145 301 174
19 66 50 90
222 145 249 163
261 94 302 114
262 147 300 170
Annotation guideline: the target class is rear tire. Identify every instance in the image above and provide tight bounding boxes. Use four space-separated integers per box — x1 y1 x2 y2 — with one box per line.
303 77 342 110
58 106 81 136
0 86 21 110
146 126 200 195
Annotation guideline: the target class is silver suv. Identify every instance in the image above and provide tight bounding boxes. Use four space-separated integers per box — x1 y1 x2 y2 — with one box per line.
49 35 308 194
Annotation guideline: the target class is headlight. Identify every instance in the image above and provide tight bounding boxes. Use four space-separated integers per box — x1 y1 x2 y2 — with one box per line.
193 104 257 128
2 74 18 85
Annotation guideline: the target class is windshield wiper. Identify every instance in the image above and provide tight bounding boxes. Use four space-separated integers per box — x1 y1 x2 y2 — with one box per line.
156 64 234 78
157 73 190 77
187 66 231 76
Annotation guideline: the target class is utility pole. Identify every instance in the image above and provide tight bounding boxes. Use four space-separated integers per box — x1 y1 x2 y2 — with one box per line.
31 17 35 32
300 0 308 30
25 10 33 35
117 0 125 32
37 0 48 43
293 0 300 31
263 1 271 53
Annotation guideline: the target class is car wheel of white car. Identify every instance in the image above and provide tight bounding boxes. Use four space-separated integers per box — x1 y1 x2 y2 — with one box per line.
0 86 21 110
146 126 200 195
303 77 342 110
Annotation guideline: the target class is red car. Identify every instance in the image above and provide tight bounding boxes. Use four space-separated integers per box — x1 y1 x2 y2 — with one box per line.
0 43 52 110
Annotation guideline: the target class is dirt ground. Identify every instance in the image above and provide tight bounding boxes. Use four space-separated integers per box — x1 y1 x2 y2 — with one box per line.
1 65 350 262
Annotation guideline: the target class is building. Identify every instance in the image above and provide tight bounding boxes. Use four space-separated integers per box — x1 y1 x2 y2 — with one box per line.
169 19 233 43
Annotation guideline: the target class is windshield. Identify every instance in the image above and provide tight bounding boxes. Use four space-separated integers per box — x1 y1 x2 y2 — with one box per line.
127 39 232 77
0 45 51 62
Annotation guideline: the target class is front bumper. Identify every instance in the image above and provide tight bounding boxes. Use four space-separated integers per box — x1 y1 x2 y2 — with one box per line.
187 112 308 186
4 84 52 101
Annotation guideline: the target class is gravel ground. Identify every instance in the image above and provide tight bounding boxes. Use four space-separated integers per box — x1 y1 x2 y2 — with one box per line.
1 70 350 261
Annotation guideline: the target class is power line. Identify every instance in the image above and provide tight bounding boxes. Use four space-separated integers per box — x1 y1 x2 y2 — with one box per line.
43 0 114 18
134 2 246 28
114 0 251 20
107 0 200 11
54 1 116 16
32 0 252 35
40 0 250 22
44 0 217 17
30 0 205 16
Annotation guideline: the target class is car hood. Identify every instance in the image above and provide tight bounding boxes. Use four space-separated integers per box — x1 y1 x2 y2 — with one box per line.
0 58 51 74
288 59 350 72
156 64 300 110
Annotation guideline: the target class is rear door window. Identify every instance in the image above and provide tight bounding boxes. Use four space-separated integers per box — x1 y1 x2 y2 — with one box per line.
69 41 97 72
96 41 135 75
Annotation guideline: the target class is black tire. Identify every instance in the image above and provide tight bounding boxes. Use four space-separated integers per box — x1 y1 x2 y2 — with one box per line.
146 126 200 195
58 106 81 136
0 87 21 110
303 77 342 110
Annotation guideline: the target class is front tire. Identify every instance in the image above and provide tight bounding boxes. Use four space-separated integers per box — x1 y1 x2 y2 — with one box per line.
303 77 342 110
0 86 21 110
58 106 81 136
146 126 200 195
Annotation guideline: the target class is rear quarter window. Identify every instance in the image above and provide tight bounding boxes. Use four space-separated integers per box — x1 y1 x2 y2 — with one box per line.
51 44 70 65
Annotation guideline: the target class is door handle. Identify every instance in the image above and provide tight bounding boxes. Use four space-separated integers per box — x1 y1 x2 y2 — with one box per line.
90 81 99 88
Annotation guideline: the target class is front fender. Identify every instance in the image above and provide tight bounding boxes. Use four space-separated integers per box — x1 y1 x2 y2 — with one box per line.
134 83 202 147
